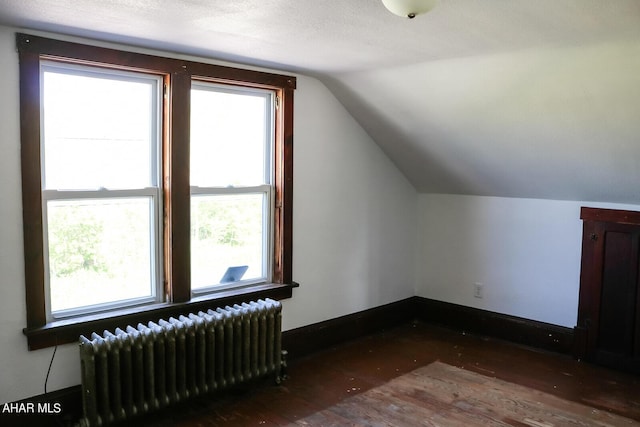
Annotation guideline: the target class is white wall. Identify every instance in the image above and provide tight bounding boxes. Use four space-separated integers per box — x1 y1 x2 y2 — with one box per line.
0 26 418 403
284 76 418 328
417 194 640 328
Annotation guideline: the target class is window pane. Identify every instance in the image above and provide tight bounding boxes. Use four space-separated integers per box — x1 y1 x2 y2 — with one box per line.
190 87 270 187
42 67 157 190
47 198 155 313
191 194 265 289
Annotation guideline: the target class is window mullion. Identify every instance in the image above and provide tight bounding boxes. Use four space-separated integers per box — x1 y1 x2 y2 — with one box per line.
165 70 192 303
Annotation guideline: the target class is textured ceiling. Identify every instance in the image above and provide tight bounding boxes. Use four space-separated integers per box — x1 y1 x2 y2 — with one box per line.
1 0 640 202
1 0 638 72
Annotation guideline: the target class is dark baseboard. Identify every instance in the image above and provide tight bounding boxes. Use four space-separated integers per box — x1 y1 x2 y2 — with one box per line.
282 297 574 359
413 297 574 355
282 298 416 359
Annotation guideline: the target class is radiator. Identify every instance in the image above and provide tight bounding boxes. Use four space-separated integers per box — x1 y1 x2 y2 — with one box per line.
78 298 284 427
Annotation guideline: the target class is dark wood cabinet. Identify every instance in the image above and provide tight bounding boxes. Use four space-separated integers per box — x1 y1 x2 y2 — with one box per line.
575 207 640 372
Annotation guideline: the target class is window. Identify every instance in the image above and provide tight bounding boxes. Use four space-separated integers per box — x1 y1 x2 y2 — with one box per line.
190 84 274 291
42 62 163 319
17 34 296 350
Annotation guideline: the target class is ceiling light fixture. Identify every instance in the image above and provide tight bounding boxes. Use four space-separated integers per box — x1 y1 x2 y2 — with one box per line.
381 0 438 19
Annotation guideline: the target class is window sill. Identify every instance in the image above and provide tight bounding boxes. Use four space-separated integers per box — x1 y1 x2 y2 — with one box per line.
23 282 296 351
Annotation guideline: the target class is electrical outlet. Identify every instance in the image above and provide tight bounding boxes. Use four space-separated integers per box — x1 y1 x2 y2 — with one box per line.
474 282 483 299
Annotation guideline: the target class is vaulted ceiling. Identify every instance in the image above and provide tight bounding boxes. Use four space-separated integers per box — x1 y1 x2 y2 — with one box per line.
1 0 640 203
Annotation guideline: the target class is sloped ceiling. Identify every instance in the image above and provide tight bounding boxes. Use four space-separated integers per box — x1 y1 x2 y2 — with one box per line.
1 0 640 202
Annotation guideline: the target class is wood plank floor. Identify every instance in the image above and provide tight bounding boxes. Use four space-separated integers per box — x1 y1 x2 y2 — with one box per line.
129 321 640 426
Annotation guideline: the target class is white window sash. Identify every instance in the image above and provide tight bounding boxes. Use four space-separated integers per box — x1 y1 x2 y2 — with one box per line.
42 189 163 320
189 185 273 293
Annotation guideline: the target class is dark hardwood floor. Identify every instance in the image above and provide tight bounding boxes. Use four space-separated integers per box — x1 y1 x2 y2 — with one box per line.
126 321 640 426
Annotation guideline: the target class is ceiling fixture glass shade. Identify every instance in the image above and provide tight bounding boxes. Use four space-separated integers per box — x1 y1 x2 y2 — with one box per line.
381 0 438 19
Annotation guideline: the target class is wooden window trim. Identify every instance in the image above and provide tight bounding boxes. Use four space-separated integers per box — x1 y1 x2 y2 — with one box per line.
17 33 296 350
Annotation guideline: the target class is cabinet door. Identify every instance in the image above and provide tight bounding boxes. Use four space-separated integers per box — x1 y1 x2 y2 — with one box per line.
577 214 640 372
597 226 640 363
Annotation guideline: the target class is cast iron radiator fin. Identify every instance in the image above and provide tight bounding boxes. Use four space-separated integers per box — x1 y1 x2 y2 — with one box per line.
78 298 284 427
